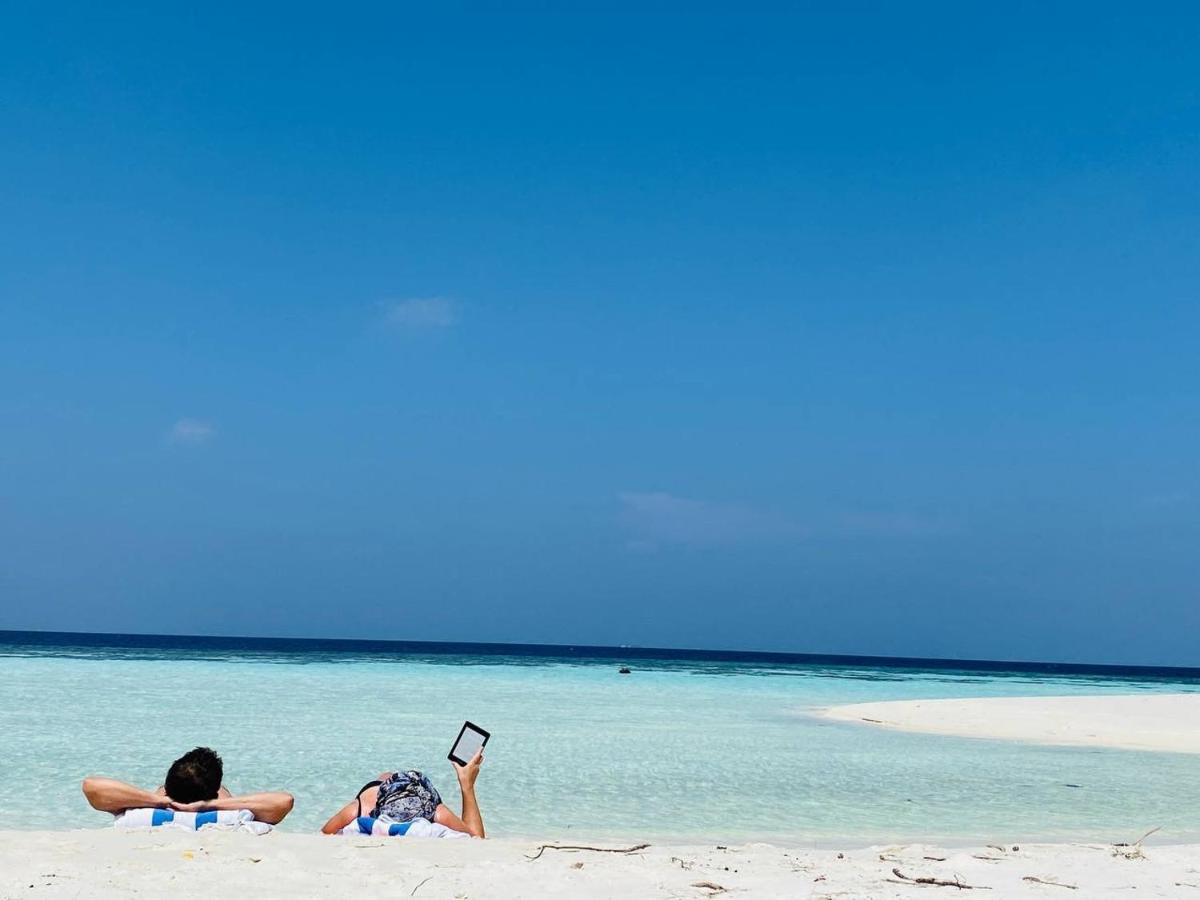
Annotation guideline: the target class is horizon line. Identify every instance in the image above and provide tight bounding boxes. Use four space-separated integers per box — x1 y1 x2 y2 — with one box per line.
2 627 1198 678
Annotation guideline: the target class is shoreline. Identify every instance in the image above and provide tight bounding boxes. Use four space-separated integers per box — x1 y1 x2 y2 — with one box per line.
817 692 1200 754
3 830 1197 898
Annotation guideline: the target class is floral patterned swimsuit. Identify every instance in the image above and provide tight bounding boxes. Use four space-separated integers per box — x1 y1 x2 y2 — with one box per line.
366 771 444 823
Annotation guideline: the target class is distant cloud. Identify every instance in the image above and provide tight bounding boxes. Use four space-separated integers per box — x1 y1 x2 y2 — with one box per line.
618 491 798 547
618 491 959 549
833 510 960 538
383 297 458 330
168 418 215 445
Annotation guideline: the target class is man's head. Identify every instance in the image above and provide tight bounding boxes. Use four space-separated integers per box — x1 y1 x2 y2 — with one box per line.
164 747 223 803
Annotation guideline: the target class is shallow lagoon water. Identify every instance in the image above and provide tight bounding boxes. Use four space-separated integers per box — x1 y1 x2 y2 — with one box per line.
2 633 1198 843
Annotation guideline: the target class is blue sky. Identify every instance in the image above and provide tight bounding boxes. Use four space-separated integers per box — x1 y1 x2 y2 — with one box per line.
2 3 1197 664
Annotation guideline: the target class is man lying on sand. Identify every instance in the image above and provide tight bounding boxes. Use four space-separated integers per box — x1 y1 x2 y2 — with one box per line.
82 746 295 824
320 748 485 837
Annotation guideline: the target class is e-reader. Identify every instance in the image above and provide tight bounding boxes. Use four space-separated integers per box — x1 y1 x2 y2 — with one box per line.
449 720 490 766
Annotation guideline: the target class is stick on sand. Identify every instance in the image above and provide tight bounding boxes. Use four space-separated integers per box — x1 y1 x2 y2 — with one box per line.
526 843 650 861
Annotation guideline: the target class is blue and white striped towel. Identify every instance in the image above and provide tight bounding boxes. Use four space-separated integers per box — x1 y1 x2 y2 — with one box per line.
113 808 272 834
338 816 468 839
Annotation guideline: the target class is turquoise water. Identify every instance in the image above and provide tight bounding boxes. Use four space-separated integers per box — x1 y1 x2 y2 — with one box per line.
2 637 1198 844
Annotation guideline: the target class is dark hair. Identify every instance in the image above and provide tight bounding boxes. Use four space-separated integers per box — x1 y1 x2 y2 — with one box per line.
164 747 224 803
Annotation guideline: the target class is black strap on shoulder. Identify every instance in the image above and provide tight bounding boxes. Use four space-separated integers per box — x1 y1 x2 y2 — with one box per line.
355 780 383 818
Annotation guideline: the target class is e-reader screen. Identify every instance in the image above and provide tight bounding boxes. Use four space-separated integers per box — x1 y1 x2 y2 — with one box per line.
449 721 490 766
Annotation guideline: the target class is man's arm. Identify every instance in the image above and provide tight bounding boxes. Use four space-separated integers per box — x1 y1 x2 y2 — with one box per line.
434 750 485 838
169 791 295 824
81 777 167 815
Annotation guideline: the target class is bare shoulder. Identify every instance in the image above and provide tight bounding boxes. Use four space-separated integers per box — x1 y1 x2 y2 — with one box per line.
359 785 380 805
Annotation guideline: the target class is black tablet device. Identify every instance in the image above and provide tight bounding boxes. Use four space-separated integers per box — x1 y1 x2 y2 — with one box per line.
448 720 490 766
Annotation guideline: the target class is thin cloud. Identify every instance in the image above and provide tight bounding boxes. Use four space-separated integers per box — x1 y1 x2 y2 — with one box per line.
383 297 458 329
618 491 959 548
833 510 960 538
618 491 798 547
168 418 215 445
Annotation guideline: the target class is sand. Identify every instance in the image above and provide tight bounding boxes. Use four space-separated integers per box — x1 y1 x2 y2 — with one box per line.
819 692 1200 754
2 829 1198 899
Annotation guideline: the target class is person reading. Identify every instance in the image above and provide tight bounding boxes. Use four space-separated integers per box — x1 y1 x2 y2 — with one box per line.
320 748 485 837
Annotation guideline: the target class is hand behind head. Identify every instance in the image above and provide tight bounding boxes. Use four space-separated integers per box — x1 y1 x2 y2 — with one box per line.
169 799 211 813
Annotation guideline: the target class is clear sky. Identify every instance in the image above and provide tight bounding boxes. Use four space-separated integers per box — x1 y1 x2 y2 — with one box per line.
2 3 1197 665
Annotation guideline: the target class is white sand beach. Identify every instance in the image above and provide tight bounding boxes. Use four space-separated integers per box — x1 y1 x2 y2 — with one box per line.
819 692 1200 754
2 829 1198 899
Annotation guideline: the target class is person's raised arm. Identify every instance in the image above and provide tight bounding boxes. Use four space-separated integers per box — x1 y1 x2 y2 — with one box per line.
320 798 360 835
81 777 167 815
434 750 485 838
170 791 295 824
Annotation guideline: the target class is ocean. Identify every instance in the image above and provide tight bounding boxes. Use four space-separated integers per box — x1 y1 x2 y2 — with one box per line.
2 631 1198 844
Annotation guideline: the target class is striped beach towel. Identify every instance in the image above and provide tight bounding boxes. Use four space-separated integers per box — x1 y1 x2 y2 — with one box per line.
338 816 468 839
113 808 272 834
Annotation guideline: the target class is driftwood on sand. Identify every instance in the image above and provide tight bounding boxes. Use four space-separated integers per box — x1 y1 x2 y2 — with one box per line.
1112 826 1162 860
526 842 650 861
888 867 990 890
1022 875 1078 889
